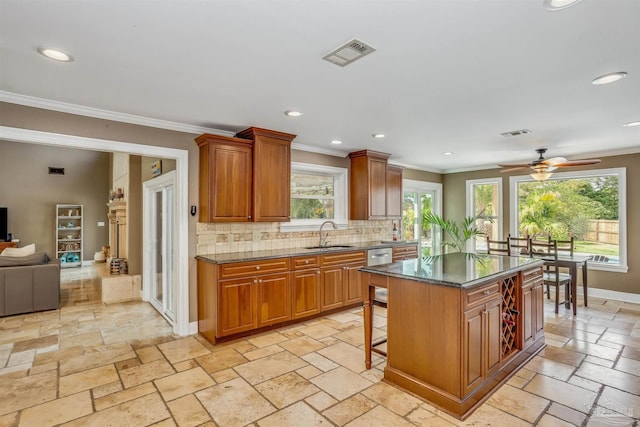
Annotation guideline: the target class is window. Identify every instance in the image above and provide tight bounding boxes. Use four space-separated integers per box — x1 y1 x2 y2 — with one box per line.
510 168 627 272
281 162 348 231
466 178 502 252
402 180 442 257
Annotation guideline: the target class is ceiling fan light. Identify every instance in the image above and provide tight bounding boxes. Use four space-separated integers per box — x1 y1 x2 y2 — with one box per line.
531 172 552 181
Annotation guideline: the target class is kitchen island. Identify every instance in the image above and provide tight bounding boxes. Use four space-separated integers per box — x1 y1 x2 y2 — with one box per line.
361 253 545 420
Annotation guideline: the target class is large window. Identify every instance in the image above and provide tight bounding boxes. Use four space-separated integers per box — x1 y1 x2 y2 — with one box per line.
282 162 348 231
466 178 502 252
510 168 627 272
402 180 442 257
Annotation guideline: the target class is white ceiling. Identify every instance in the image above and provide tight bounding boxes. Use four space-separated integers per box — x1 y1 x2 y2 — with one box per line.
1 0 639 173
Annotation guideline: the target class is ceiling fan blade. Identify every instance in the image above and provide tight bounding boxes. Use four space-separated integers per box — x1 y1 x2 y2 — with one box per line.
499 165 529 173
553 159 602 167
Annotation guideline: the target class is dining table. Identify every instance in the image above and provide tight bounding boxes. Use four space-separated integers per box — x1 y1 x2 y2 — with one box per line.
540 254 589 315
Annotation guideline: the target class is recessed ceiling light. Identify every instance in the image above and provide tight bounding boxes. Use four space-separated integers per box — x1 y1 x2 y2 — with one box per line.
624 121 640 127
372 133 385 139
330 140 342 145
37 47 74 62
592 72 628 85
543 0 583 11
284 110 303 117
442 152 454 156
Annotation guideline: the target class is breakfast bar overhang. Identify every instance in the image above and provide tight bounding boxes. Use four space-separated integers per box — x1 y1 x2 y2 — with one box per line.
361 253 546 420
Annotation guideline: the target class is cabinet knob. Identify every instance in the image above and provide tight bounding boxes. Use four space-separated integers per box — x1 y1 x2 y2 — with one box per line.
253 279 258 284
259 279 263 284
317 271 321 275
483 290 491 295
256 266 260 270
305 260 309 264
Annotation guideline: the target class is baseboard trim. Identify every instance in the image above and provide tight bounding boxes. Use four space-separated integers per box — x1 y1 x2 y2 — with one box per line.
577 287 640 304
188 321 198 335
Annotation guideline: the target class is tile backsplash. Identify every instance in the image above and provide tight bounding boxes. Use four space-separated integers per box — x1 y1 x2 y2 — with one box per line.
196 220 394 255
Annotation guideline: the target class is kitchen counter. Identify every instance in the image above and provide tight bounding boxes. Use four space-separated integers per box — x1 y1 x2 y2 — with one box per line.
196 240 418 264
360 252 543 289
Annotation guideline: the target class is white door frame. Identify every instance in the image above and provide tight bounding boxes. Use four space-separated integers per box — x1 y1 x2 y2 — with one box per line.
0 125 190 336
143 170 177 322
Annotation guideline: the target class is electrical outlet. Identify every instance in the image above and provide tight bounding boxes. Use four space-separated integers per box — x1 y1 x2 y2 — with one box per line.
97 221 105 227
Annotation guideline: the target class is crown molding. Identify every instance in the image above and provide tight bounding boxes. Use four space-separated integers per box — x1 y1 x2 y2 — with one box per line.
0 91 235 136
291 142 348 158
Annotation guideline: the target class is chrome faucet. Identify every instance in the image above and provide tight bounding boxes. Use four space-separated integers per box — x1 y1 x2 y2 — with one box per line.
319 220 338 247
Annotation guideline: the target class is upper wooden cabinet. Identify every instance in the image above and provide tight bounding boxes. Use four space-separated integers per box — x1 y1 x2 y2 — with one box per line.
196 127 296 223
348 150 403 220
196 134 253 222
236 127 296 222
386 165 403 219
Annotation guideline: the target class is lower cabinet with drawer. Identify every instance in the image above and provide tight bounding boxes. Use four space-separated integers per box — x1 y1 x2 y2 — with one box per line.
392 244 419 262
198 250 366 342
520 266 545 347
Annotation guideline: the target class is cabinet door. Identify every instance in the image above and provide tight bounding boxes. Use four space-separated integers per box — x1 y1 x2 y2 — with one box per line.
344 262 365 305
321 265 345 311
200 140 252 222
534 283 545 337
369 157 388 219
257 272 291 326
386 165 403 219
218 277 256 337
463 306 484 395
462 296 502 396
521 282 534 347
253 135 291 222
291 269 321 319
485 297 502 376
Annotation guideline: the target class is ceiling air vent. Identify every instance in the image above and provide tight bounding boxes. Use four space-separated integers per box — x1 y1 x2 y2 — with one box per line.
500 129 532 137
48 167 65 175
322 39 376 67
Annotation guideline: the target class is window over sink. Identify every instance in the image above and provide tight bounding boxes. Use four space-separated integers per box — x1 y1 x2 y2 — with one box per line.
281 162 348 231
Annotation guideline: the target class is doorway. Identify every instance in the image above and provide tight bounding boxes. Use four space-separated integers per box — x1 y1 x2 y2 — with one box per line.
143 170 177 323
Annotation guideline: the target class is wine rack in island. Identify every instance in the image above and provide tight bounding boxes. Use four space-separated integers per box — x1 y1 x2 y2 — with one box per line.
56 204 83 268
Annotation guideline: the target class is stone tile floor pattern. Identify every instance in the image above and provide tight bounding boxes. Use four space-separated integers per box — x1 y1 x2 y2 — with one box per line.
1 265 639 426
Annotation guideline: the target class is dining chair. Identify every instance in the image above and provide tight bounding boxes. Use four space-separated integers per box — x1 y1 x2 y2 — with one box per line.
486 237 510 255
529 239 572 313
507 234 530 255
551 236 574 256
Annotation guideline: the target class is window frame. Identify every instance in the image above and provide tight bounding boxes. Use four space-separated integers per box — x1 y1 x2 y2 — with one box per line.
509 167 627 273
403 179 443 254
281 162 348 232
466 177 503 253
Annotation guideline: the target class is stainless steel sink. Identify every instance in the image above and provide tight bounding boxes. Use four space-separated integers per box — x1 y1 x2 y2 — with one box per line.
304 245 355 250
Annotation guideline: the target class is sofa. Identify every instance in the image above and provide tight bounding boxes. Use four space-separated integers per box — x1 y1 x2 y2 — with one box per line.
0 252 60 317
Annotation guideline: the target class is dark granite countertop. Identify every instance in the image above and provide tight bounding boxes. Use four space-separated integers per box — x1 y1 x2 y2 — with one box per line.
196 240 418 264
360 253 543 289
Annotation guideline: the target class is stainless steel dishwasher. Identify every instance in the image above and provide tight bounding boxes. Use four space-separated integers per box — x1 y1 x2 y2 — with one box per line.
367 247 393 306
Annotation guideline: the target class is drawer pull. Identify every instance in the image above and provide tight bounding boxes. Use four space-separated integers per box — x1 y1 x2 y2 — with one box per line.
483 290 491 295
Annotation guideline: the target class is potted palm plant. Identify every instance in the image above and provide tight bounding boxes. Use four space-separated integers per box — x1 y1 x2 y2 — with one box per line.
423 212 486 253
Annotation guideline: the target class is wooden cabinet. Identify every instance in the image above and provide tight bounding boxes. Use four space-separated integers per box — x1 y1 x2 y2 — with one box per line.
195 134 253 222
236 127 296 222
520 267 544 347
196 127 295 223
386 165 403 219
291 255 321 320
198 250 365 342
462 293 502 396
320 250 366 310
348 150 390 220
348 150 403 220
216 257 291 338
392 244 418 262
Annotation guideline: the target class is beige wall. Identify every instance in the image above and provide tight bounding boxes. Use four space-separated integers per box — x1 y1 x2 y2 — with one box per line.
0 139 110 261
443 153 640 295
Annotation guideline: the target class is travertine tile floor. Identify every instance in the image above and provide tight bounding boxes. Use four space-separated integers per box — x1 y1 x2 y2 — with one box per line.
1 265 639 426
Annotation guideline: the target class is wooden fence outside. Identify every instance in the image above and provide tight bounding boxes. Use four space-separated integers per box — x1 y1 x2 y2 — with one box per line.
584 220 619 244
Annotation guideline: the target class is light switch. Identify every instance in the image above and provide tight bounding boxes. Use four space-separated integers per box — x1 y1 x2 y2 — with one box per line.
97 221 105 227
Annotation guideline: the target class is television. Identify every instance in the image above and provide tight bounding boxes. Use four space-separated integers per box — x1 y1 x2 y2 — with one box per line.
0 207 7 242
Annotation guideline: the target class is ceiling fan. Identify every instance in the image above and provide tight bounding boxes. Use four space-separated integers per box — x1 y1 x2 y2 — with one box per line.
498 148 601 181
